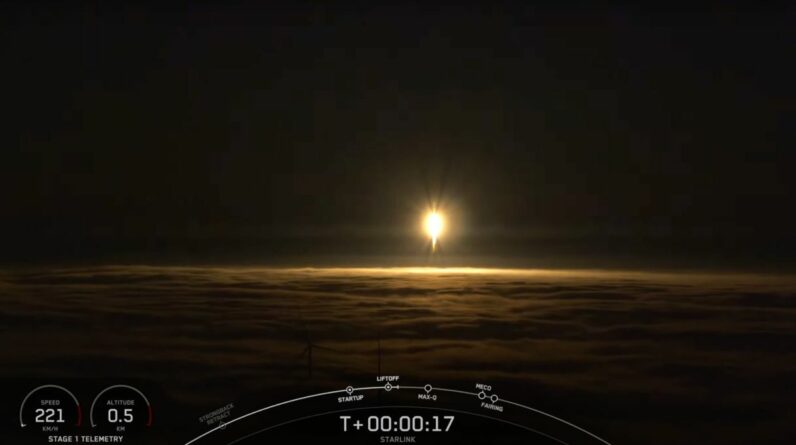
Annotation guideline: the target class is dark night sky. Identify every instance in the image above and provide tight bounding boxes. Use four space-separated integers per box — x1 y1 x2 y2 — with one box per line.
2 3 794 268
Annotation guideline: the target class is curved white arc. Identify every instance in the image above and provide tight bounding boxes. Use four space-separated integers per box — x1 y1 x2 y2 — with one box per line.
184 386 384 445
400 385 479 397
499 399 611 445
184 384 612 445
406 385 610 444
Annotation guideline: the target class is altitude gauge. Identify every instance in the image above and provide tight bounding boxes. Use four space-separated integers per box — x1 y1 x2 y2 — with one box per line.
19 385 82 435
90 385 152 434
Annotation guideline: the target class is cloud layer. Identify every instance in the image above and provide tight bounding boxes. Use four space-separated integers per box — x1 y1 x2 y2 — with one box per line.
2 266 795 444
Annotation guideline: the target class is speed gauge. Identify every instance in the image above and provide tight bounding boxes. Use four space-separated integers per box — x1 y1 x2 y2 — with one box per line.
19 385 82 435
